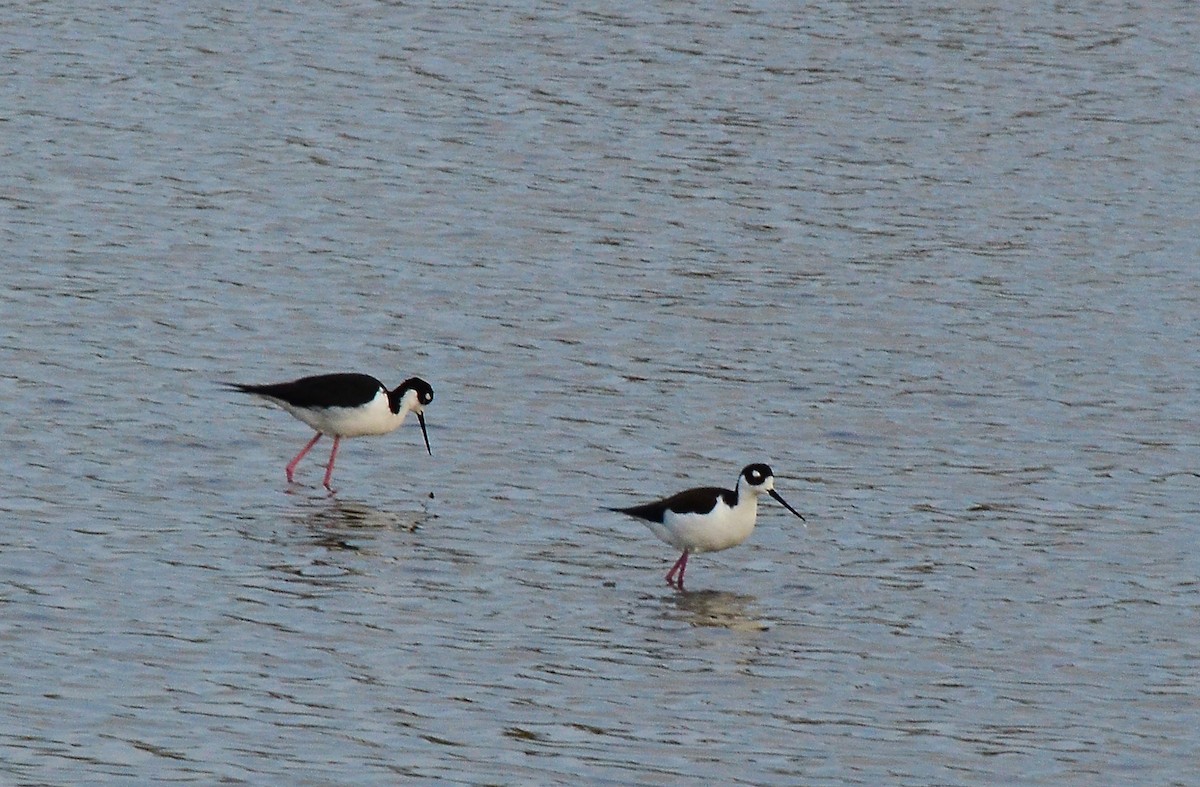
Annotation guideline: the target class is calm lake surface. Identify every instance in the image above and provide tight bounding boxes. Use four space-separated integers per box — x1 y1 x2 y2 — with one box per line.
3 1 1198 783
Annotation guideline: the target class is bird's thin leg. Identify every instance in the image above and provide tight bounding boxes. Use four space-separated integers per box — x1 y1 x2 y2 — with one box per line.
322 435 341 490
286 433 322 483
665 551 689 588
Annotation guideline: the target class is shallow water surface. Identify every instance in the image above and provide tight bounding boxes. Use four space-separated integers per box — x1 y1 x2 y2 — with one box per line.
3 0 1199 783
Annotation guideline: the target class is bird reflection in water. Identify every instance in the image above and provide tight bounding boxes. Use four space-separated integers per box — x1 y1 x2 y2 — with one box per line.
306 497 427 531
667 590 769 632
294 496 434 552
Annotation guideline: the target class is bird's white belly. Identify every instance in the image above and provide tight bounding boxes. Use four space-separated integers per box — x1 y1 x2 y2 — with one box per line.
661 502 758 554
279 393 402 437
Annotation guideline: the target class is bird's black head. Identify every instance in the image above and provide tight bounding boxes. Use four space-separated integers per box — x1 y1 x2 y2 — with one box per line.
741 462 805 521
398 377 434 407
741 463 774 488
391 377 434 455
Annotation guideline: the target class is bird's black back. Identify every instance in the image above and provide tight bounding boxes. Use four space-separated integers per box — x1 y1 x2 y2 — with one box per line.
229 373 385 409
611 486 737 523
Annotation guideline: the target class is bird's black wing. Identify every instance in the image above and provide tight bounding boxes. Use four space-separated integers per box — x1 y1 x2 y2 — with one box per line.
611 486 735 522
228 373 384 409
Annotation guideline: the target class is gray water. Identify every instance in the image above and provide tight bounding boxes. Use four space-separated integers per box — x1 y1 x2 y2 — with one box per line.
3 1 1198 783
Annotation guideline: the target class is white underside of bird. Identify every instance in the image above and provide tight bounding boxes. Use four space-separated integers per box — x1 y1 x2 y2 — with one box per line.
262 389 408 437
645 496 760 554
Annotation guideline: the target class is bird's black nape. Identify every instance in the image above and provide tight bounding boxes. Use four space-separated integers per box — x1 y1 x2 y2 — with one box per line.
396 377 434 406
386 377 433 454
741 463 774 486
739 463 805 520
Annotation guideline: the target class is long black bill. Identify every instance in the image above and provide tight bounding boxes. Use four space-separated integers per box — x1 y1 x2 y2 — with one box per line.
769 488 806 522
417 411 432 455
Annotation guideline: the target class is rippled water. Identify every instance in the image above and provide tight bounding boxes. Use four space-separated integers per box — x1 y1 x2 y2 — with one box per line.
3 0 1199 783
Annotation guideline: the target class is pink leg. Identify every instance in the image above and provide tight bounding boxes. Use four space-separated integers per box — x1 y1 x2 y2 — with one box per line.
286 433 323 482
665 551 689 589
322 435 341 490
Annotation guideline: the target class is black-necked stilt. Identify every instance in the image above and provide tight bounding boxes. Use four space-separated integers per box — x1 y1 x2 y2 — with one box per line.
610 463 805 590
228 373 433 490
